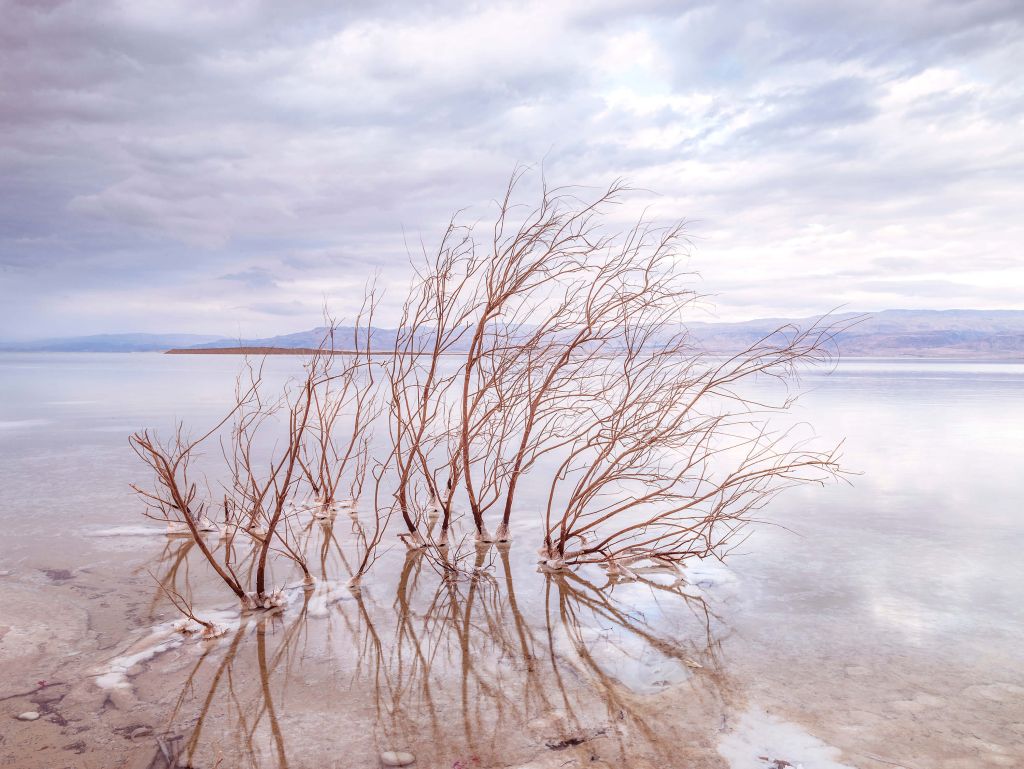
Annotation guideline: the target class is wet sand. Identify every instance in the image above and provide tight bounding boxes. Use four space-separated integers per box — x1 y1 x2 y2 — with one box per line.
2 519 1021 769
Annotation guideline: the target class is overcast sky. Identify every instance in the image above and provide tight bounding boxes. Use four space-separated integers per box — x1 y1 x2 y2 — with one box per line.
1 0 1022 339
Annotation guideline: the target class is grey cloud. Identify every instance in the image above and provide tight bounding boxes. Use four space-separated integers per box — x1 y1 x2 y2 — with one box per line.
0 0 1022 339
219 267 280 290
241 300 313 317
735 77 881 147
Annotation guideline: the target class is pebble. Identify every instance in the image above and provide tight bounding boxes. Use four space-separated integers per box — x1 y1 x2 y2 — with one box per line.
17 711 40 721
380 751 415 766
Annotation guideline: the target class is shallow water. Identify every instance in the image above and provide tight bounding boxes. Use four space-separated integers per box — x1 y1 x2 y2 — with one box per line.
0 354 1022 769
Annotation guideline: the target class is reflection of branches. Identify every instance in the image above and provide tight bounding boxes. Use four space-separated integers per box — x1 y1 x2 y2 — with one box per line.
556 567 724 668
140 538 194 617
256 619 289 769
543 568 729 765
154 600 317 769
155 519 731 768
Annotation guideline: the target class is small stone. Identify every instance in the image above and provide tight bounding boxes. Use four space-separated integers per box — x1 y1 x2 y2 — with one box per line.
17 711 40 721
380 750 415 766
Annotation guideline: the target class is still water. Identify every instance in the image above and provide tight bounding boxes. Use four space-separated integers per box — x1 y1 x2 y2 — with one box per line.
0 354 1021 768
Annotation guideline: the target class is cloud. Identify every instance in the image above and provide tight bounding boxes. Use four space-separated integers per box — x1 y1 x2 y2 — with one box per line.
0 0 1022 338
240 300 312 317
219 267 280 290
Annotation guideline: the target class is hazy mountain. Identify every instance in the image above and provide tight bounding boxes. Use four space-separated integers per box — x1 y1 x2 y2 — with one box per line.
5 310 1024 358
0 333 223 352
184 327 398 351
687 309 1024 358
182 310 1024 359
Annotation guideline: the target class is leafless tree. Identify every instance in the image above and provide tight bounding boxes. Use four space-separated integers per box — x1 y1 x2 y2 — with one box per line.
132 169 849 612
540 316 847 569
380 221 483 547
395 169 848 567
456 172 628 541
131 295 390 609
131 408 257 605
298 299 381 519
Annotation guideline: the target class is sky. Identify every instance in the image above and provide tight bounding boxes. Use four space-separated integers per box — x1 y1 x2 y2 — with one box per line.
1 0 1022 340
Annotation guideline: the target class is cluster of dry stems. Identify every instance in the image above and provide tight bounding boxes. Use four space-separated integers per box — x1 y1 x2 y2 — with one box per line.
130 172 846 610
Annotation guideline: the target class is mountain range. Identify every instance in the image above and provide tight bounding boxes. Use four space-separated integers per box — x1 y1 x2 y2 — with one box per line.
0 332 223 353
3 310 1024 359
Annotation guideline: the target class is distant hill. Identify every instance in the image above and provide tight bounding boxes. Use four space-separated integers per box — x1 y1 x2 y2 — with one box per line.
687 310 1024 359
0 333 224 353
179 310 1024 359
184 327 399 351
6 311 1024 358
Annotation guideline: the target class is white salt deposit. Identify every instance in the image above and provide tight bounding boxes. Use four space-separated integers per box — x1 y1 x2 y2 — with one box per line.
94 610 240 690
94 633 184 690
717 706 857 769
681 557 739 597
305 580 351 618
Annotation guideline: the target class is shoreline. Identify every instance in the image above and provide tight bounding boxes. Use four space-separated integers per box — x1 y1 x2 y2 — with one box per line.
161 346 1024 360
163 346 465 356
